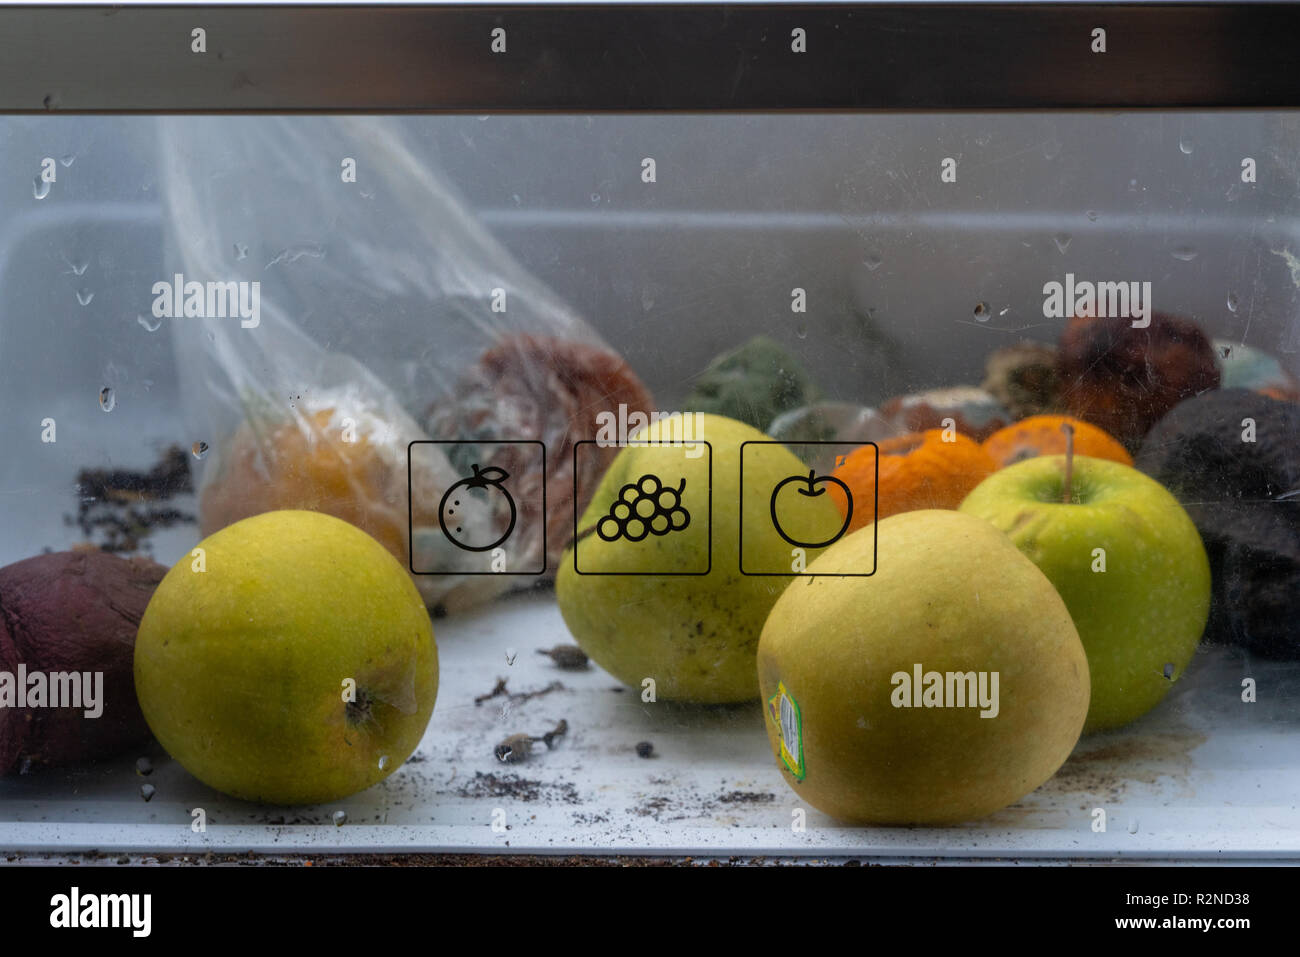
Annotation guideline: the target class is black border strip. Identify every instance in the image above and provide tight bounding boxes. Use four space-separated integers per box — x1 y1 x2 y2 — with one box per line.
2 4 1300 112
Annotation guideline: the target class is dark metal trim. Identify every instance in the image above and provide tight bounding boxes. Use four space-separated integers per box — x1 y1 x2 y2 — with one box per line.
1 4 1299 112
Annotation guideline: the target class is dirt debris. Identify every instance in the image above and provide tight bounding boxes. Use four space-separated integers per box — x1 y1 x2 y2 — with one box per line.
474 678 566 707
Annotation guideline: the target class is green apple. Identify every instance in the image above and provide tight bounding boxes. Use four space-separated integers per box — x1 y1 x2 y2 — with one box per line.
960 454 1210 733
758 510 1090 824
134 510 438 805
556 413 844 703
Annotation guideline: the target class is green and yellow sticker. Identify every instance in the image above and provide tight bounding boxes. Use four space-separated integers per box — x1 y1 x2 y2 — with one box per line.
767 681 805 780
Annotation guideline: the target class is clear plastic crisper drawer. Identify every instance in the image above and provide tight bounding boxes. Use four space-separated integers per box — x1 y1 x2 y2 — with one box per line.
2 113 1299 860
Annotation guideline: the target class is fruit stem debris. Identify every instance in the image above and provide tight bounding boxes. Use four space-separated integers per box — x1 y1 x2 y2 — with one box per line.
474 678 566 707
494 719 569 763
474 677 509 706
537 644 590 670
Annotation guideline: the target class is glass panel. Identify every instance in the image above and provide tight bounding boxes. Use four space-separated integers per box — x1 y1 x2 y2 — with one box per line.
2 112 1297 857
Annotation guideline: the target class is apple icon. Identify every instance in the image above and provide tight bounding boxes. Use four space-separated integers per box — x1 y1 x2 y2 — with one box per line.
959 430 1210 733
770 469 854 550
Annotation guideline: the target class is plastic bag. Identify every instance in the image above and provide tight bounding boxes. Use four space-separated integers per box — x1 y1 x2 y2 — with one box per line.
158 116 652 611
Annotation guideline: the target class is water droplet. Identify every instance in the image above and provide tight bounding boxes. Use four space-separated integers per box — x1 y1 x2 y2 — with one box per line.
137 313 162 332
1170 245 1198 262
1227 292 1239 313
32 177 50 200
206 331 216 342
1179 138 1194 155
1128 178 1139 192
332 810 347 826
1042 138 1062 160
135 757 153 776
641 289 655 312
973 302 990 321
1128 818 1139 834
98 387 115 412
863 254 883 271
140 783 156 802
378 755 390 771
76 288 94 306
795 323 808 340
1086 209 1098 222
191 441 209 460
233 242 248 261
59 153 75 168
1053 233 1072 254
590 192 601 203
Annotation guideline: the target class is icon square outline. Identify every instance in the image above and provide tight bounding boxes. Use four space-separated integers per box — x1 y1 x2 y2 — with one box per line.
738 440 878 578
406 439 547 576
571 438 712 576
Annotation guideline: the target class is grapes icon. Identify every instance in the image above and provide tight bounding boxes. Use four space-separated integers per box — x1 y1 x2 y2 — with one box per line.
596 474 690 542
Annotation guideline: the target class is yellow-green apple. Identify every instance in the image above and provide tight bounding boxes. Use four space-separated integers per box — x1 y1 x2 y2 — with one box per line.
556 413 843 703
134 510 438 805
960 453 1209 732
757 510 1090 824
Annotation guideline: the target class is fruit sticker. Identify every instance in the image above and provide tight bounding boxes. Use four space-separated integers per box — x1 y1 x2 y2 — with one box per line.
767 682 805 780
595 474 691 543
439 464 517 552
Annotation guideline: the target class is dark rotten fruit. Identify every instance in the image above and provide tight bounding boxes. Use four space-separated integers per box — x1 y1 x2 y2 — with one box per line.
1057 311 1220 451
1136 389 1300 659
0 550 162 774
424 334 655 577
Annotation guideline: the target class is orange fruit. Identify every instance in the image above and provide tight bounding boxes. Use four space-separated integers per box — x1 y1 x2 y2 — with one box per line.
829 430 998 530
1259 385 1300 402
199 408 432 565
982 414 1132 468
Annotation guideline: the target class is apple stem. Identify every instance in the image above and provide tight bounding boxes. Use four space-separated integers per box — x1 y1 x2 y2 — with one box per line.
1061 422 1076 504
